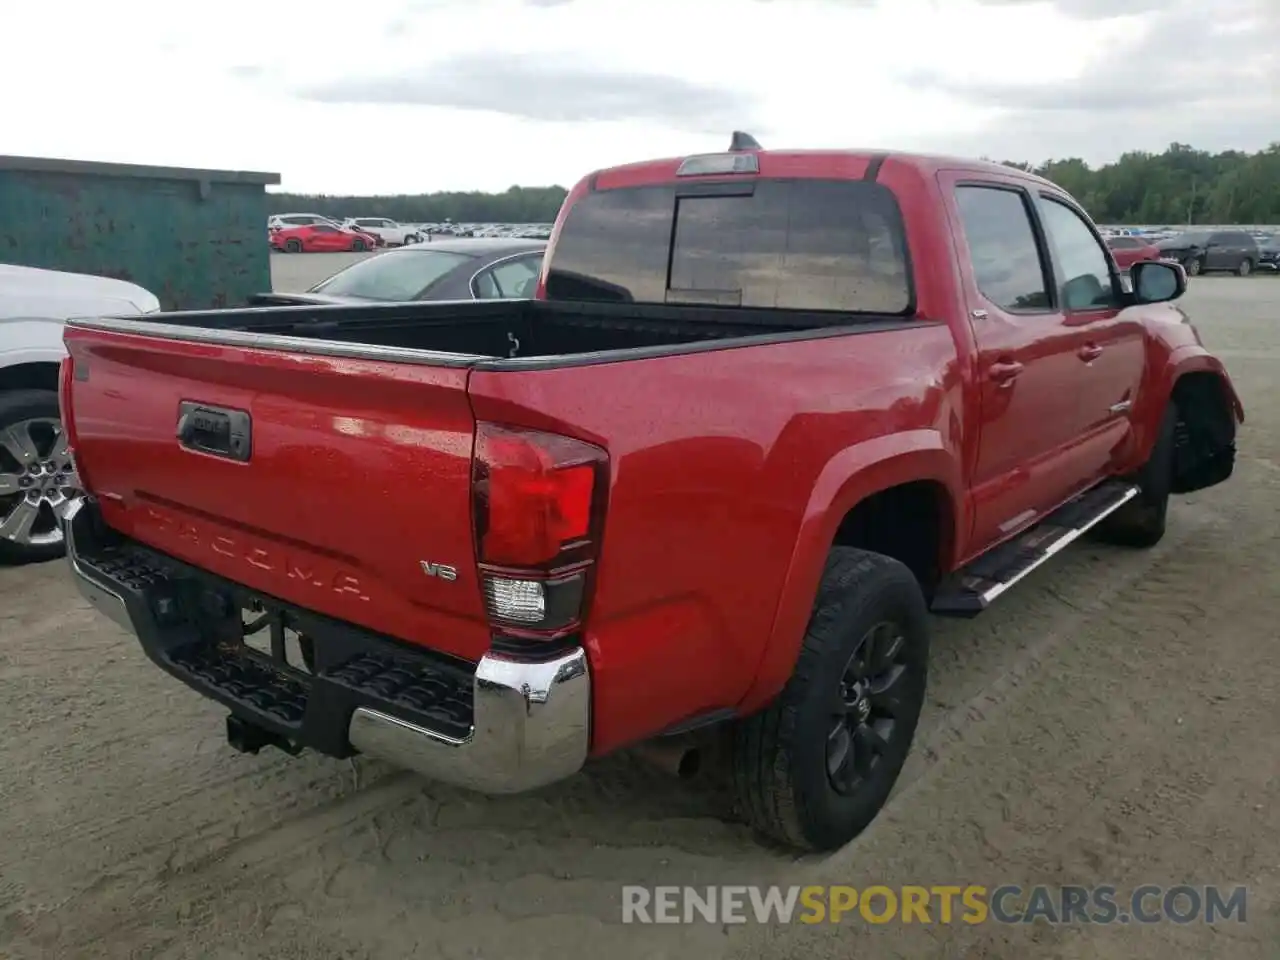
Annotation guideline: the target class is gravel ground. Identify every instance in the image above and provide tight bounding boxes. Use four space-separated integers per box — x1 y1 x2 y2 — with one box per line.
0 273 1277 959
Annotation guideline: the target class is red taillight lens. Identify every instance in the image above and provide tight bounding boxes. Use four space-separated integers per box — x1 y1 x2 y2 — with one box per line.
474 423 605 568
473 422 608 637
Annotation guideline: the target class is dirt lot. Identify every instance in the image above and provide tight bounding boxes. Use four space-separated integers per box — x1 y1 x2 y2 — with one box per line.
1 272 1277 959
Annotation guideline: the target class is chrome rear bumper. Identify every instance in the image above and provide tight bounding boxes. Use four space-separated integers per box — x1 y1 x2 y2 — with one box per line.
347 651 590 794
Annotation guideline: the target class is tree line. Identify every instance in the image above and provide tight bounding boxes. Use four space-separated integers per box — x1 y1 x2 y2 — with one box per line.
266 184 569 225
269 143 1280 225
1001 142 1280 225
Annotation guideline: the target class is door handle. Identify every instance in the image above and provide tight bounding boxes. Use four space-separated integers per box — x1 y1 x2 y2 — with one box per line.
988 360 1023 384
1078 343 1103 363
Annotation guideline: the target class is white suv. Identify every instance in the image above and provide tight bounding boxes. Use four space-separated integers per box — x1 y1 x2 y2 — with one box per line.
1 264 160 563
268 213 342 231
343 218 422 247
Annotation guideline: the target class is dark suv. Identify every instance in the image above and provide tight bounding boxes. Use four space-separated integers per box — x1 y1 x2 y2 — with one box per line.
1156 230 1259 277
1256 234 1278 272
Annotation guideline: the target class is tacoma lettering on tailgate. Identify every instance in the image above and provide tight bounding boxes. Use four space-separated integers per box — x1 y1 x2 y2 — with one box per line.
140 505 371 601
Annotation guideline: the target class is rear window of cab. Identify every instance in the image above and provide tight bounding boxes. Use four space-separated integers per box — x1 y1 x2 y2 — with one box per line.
544 179 913 315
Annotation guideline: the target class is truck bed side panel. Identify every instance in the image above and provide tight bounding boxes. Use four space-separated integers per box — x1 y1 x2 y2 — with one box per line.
64 326 492 663
467 323 965 754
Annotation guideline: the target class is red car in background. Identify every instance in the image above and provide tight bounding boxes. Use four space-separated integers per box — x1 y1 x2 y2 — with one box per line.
270 223 378 253
1106 235 1162 272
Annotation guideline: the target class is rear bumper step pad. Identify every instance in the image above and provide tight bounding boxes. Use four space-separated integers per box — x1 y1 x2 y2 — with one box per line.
64 499 590 794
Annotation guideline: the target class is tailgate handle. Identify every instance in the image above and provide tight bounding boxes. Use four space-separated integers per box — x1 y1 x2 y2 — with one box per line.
177 402 252 462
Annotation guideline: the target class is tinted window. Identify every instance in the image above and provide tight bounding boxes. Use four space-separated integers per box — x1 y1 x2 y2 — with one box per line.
545 179 912 313
1215 232 1255 246
1107 236 1140 249
473 254 544 299
355 219 381 228
311 250 473 301
954 186 1049 311
1038 196 1118 310
1167 232 1210 247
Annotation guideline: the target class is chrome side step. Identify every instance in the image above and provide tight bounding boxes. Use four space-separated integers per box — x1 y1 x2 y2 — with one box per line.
931 481 1140 617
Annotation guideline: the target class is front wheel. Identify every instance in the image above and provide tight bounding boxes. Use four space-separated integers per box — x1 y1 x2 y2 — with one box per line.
0 390 80 564
352 238 367 252
1185 257 1203 276
730 547 930 851
1237 258 1253 277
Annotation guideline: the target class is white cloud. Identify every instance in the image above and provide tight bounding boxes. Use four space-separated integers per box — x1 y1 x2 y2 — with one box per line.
2 0 1274 194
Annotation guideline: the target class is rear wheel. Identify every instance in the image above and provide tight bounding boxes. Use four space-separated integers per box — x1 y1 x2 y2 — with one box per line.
1237 258 1253 277
285 239 302 253
0 390 80 564
1094 404 1175 548
730 548 929 851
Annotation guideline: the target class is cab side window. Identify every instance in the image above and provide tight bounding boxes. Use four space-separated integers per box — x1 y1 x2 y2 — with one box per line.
1037 197 1119 310
954 185 1051 312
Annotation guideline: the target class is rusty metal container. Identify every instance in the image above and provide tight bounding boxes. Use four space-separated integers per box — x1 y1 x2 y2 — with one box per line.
0 155 281 311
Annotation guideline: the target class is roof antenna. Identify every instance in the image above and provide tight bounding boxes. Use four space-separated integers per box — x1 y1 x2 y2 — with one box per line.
729 131 762 152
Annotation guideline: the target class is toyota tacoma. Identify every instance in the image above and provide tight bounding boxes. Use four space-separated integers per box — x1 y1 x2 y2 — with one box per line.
59 137 1242 851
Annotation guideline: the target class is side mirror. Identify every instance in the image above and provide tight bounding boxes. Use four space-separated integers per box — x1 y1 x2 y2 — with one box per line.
1130 260 1186 304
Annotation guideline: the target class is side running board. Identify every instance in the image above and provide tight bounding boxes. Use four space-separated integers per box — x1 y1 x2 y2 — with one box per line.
931 480 1140 617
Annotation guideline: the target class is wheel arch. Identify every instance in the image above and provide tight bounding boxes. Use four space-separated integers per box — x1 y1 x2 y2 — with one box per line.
0 359 62 394
1131 349 1242 455
737 430 963 714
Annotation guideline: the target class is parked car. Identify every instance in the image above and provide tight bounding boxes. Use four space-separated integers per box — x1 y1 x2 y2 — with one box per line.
1156 230 1258 276
342 218 422 247
1 263 159 563
1105 235 1162 273
61 141 1242 852
269 223 377 253
254 238 546 304
1255 234 1278 272
268 213 343 231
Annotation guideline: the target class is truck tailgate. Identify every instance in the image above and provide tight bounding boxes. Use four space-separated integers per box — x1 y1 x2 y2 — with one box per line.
63 325 491 662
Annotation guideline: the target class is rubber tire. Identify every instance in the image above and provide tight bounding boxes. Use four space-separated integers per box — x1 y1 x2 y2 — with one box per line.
1237 258 1253 277
285 239 302 253
0 389 67 565
730 547 930 851
1185 257 1203 277
352 239 367 252
1094 404 1175 548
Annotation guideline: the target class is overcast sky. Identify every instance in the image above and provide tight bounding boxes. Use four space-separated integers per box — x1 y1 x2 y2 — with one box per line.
5 0 1276 195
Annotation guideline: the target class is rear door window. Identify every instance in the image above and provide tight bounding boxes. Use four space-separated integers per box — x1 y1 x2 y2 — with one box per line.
545 179 912 314
473 254 544 299
953 185 1051 312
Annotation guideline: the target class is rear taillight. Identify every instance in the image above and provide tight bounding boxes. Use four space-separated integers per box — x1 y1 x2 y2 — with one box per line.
472 422 607 639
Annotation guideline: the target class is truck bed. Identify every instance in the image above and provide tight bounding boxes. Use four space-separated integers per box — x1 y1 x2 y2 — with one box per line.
73 298 908 368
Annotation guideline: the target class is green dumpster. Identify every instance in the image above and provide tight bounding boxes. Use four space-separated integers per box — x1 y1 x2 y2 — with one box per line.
0 154 281 311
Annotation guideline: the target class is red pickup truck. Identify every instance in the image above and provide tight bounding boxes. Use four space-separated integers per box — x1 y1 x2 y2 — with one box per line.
59 139 1243 852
